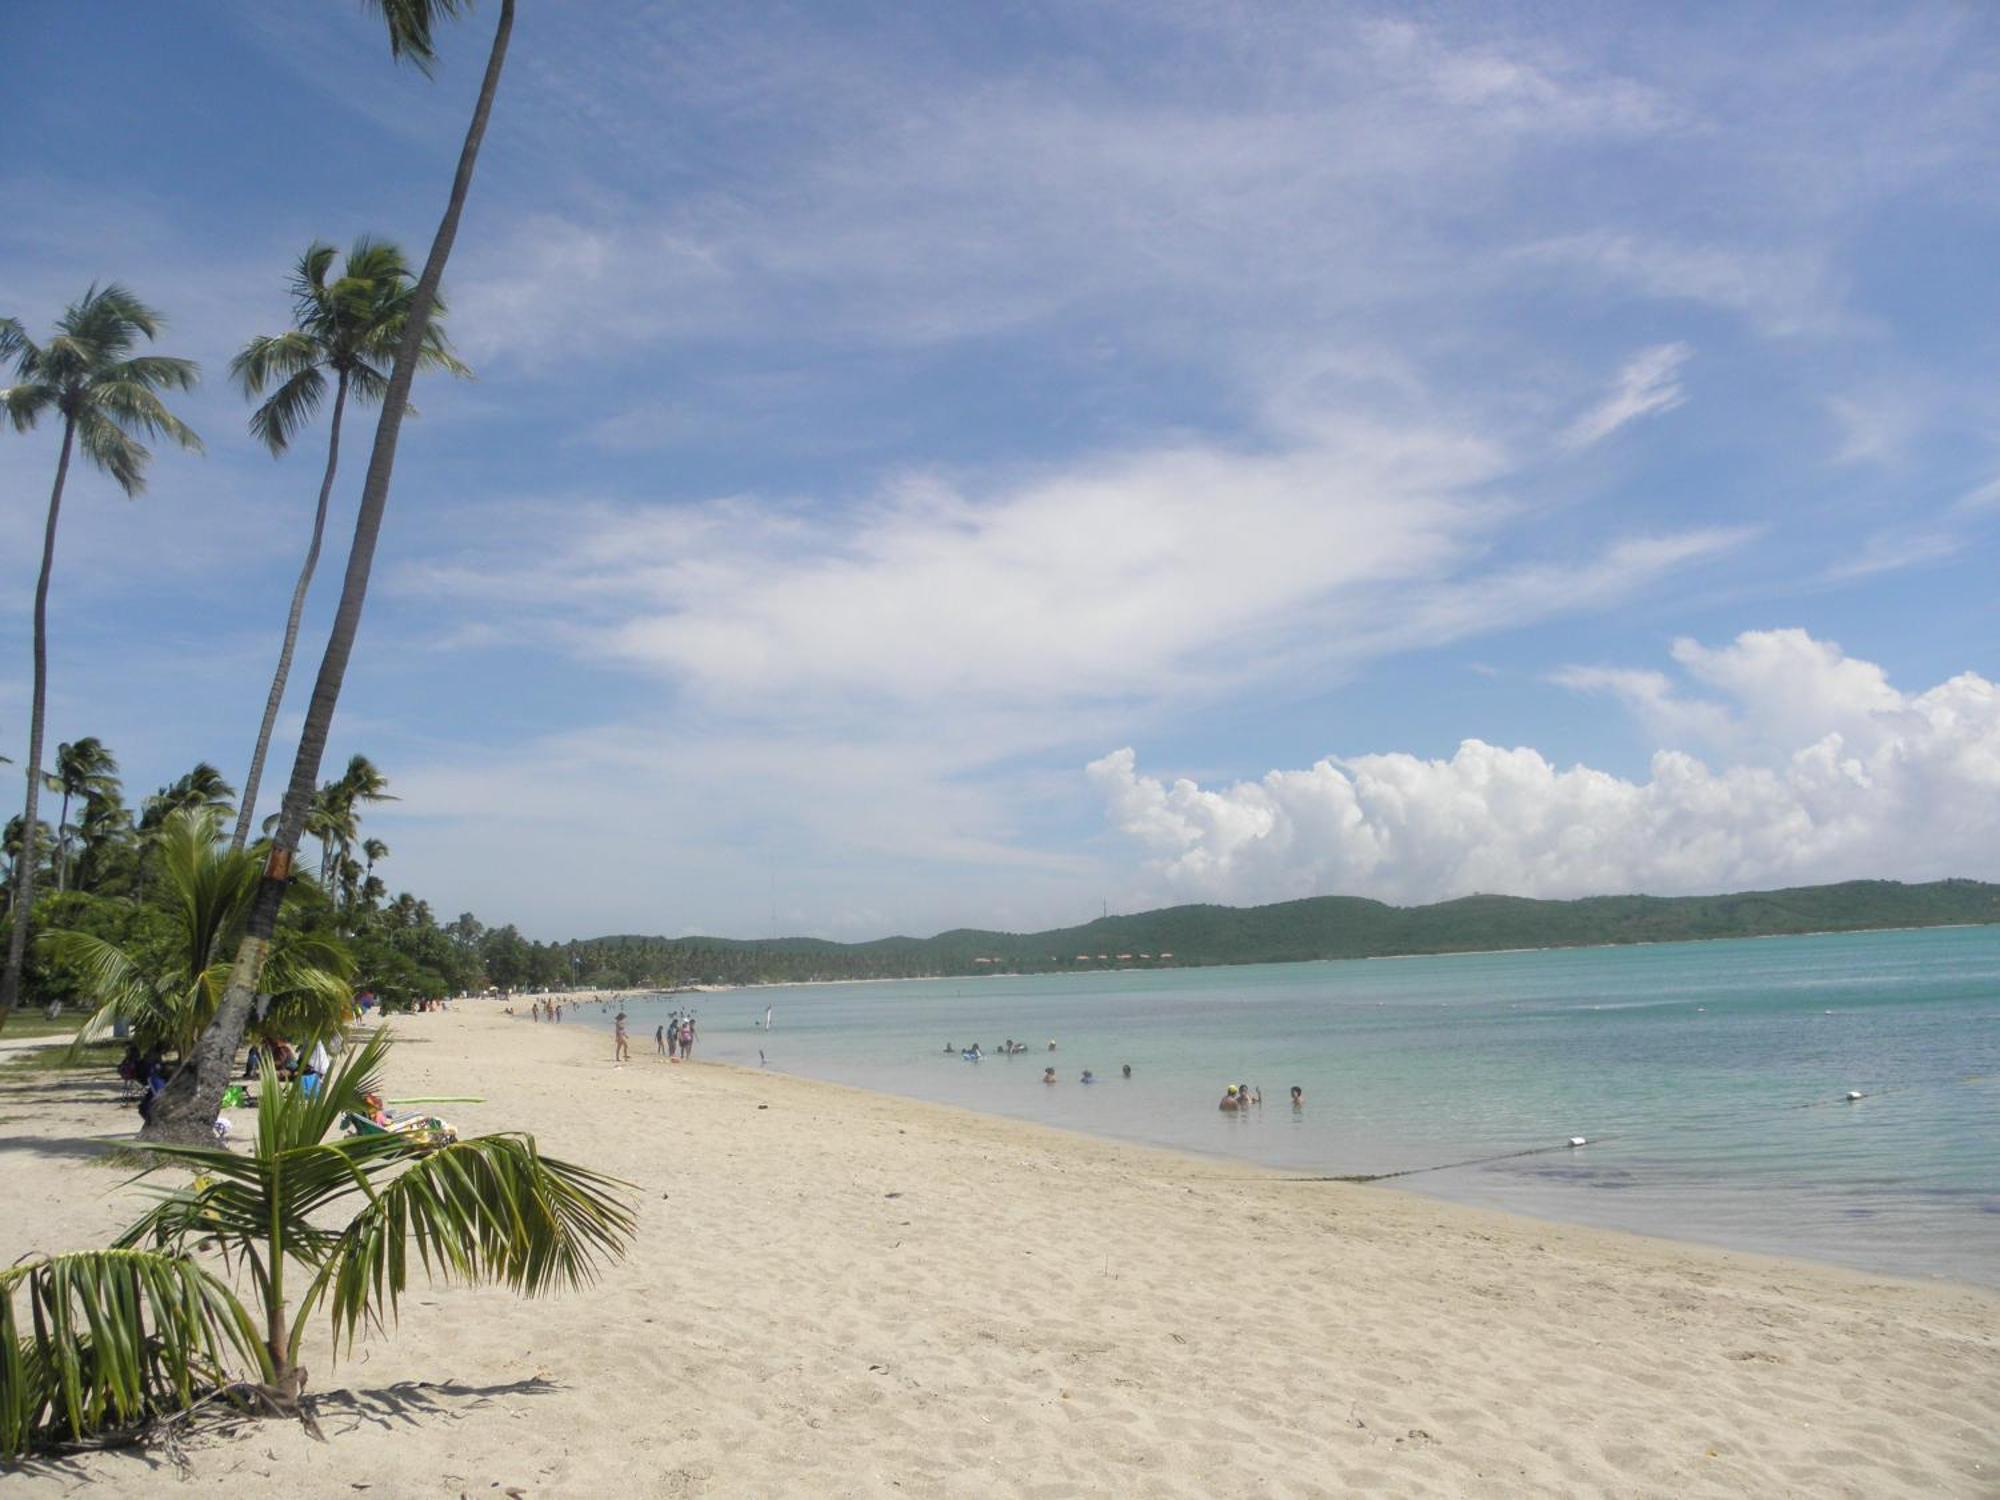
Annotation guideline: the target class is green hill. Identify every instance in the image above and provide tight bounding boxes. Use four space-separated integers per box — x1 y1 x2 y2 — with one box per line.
571 878 2000 987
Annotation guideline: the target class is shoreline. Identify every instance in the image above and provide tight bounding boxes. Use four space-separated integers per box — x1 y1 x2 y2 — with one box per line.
6 1007 1995 1496
565 916 1998 994
532 1001 2000 1294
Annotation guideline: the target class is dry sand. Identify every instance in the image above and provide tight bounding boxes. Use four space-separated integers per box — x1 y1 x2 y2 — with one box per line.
3 1005 1995 1498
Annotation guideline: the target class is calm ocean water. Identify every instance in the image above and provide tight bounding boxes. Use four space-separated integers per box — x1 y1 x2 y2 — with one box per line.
581 926 2000 1286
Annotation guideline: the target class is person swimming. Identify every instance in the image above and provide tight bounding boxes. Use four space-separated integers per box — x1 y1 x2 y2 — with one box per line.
1121 1063 1131 1078
1219 1085 1240 1113
1043 1066 1058 1084
1080 1070 1095 1084
1290 1084 1303 1110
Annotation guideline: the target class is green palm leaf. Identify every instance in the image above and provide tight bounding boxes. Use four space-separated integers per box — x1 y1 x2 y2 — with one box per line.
0 1249 267 1460
312 1133 635 1354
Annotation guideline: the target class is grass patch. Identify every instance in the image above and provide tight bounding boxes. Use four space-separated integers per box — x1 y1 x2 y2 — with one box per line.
2 1038 124 1074
0 1009 88 1040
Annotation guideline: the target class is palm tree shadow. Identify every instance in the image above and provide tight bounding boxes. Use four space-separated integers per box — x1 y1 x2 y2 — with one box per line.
307 1375 563 1435
0 1131 129 1161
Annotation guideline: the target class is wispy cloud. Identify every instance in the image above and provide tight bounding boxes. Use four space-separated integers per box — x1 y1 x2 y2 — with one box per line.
1561 343 1693 449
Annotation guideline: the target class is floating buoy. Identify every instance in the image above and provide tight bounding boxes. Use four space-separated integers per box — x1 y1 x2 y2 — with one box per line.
1845 1090 1864 1101
1568 1136 1588 1148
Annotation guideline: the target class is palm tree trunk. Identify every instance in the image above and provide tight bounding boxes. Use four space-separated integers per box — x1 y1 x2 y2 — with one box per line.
231 372 350 853
55 787 72 893
144 0 514 1139
0 417 76 1023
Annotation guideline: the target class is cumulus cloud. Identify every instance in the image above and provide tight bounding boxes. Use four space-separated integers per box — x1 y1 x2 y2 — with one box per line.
1561 343 1692 449
1090 630 2000 906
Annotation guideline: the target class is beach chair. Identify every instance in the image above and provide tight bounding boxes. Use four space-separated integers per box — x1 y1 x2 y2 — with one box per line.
340 1109 460 1152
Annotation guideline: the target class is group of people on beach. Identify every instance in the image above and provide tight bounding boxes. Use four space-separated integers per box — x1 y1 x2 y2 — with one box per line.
656 1010 697 1061
531 998 568 1023
609 1008 695 1065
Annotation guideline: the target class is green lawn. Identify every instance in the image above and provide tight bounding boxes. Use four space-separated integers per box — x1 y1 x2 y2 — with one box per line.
0 1009 87 1040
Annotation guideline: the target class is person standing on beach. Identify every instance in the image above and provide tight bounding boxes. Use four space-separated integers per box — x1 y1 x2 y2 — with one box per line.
678 1013 696 1059
614 1012 630 1063
655 1024 666 1057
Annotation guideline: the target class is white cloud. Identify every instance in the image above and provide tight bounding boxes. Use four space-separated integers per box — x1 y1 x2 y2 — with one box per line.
401 420 1745 742
1821 529 1961 582
1560 343 1693 449
1518 233 1846 337
1092 630 2000 906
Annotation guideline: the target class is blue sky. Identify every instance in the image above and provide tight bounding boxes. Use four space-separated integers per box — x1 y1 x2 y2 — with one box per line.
5 1 2000 938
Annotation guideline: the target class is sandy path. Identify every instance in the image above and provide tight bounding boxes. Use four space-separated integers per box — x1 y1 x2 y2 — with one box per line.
3 1005 1995 1497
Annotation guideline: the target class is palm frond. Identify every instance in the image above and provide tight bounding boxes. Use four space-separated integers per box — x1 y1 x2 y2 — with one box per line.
294 241 341 301
244 362 328 455
74 406 149 495
364 0 473 74
0 1249 266 1461
1 380 54 432
0 316 28 370
61 284 164 353
345 360 391 407
42 930 159 1048
90 371 204 450
313 1133 635 1354
230 330 321 397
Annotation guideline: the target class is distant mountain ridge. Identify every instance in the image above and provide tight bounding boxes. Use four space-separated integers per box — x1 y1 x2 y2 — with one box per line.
572 878 2000 987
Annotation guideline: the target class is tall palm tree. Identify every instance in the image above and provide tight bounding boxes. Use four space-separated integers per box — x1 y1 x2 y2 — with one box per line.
147 0 514 1144
70 788 133 896
0 286 199 1025
48 737 119 891
230 240 469 853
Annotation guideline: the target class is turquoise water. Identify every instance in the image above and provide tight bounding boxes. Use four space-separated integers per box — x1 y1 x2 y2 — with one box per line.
584 926 2000 1285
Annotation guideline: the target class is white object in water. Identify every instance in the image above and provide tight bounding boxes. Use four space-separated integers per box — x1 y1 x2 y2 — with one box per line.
1567 1136 1588 1148
1845 1090 1864 1101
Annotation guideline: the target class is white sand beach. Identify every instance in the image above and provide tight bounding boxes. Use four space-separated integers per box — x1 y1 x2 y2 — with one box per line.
3 1006 1995 1497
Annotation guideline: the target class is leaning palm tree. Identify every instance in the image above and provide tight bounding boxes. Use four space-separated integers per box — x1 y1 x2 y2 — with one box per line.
46 808 352 1061
2 1030 631 1456
0 287 200 1027
49 737 119 891
230 239 468 853
148 0 513 1142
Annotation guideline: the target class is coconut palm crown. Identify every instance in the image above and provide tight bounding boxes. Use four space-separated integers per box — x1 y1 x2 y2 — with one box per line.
233 238 468 458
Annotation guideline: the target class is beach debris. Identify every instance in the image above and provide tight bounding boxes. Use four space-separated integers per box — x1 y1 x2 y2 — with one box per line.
885 1191 903 1198
1568 1136 1588 1147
